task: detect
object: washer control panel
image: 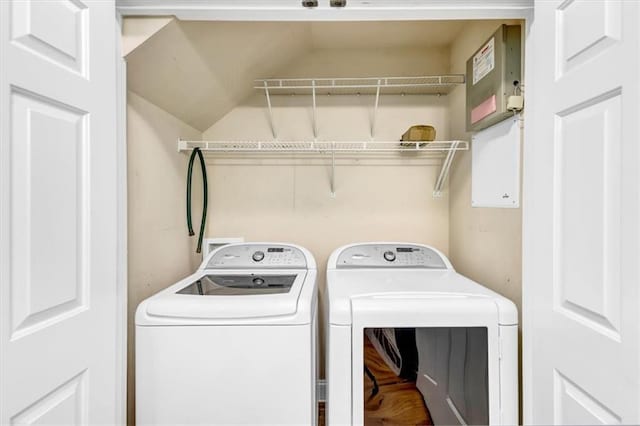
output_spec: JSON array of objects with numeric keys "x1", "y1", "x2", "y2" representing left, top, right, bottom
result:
[
  {"x1": 207, "y1": 244, "x2": 307, "y2": 269},
  {"x1": 336, "y1": 244, "x2": 447, "y2": 269}
]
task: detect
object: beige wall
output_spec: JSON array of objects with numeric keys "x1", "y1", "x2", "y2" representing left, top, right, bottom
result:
[
  {"x1": 278, "y1": 46, "x2": 450, "y2": 78},
  {"x1": 126, "y1": 91, "x2": 203, "y2": 425},
  {"x1": 448, "y1": 20, "x2": 523, "y2": 318},
  {"x1": 201, "y1": 96, "x2": 452, "y2": 255}
]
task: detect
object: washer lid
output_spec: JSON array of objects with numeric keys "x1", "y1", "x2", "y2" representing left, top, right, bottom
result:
[
  {"x1": 136, "y1": 270, "x2": 309, "y2": 324},
  {"x1": 177, "y1": 274, "x2": 297, "y2": 296}
]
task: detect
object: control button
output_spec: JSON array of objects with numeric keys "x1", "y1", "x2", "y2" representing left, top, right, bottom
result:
[
  {"x1": 252, "y1": 277, "x2": 265, "y2": 286},
  {"x1": 383, "y1": 251, "x2": 396, "y2": 262},
  {"x1": 252, "y1": 251, "x2": 265, "y2": 262}
]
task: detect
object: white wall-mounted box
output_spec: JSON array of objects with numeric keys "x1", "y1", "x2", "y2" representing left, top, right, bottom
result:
[{"x1": 471, "y1": 115, "x2": 521, "y2": 208}]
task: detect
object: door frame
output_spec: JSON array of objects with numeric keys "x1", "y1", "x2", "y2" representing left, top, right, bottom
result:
[
  {"x1": 116, "y1": 0, "x2": 533, "y2": 21},
  {"x1": 113, "y1": 1, "x2": 535, "y2": 424},
  {"x1": 115, "y1": 14, "x2": 128, "y2": 426}
]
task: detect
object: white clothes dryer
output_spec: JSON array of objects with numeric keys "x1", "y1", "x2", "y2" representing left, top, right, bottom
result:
[
  {"x1": 325, "y1": 243, "x2": 518, "y2": 425},
  {"x1": 136, "y1": 243, "x2": 318, "y2": 425}
]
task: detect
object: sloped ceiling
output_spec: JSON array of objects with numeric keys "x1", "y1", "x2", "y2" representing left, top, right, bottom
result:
[
  {"x1": 126, "y1": 21, "x2": 311, "y2": 131},
  {"x1": 122, "y1": 16, "x2": 174, "y2": 56},
  {"x1": 126, "y1": 20, "x2": 466, "y2": 131}
]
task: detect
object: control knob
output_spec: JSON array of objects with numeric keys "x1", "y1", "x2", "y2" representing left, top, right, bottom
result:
[
  {"x1": 252, "y1": 277, "x2": 265, "y2": 286},
  {"x1": 252, "y1": 251, "x2": 265, "y2": 262},
  {"x1": 383, "y1": 251, "x2": 396, "y2": 262}
]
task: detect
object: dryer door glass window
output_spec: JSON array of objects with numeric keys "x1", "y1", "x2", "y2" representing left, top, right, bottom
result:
[
  {"x1": 364, "y1": 327, "x2": 489, "y2": 426},
  {"x1": 177, "y1": 274, "x2": 297, "y2": 295}
]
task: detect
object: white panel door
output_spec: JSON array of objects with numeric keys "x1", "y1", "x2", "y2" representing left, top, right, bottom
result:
[
  {"x1": 525, "y1": 0, "x2": 639, "y2": 424},
  {"x1": 0, "y1": 1, "x2": 119, "y2": 424}
]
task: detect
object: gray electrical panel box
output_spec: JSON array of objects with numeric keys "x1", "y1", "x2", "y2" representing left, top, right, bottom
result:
[{"x1": 466, "y1": 25, "x2": 521, "y2": 132}]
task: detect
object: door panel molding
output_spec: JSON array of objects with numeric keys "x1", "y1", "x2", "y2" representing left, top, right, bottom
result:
[
  {"x1": 10, "y1": 370, "x2": 88, "y2": 426},
  {"x1": 10, "y1": 0, "x2": 89, "y2": 77},
  {"x1": 552, "y1": 89, "x2": 622, "y2": 342},
  {"x1": 553, "y1": 369, "x2": 621, "y2": 425},
  {"x1": 9, "y1": 87, "x2": 89, "y2": 341}
]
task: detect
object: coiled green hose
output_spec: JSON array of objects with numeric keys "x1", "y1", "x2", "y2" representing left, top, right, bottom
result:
[{"x1": 186, "y1": 147, "x2": 208, "y2": 253}]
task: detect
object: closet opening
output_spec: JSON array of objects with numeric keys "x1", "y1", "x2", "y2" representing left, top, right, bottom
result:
[{"x1": 123, "y1": 17, "x2": 525, "y2": 425}]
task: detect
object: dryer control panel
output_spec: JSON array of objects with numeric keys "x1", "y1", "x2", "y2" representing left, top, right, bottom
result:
[
  {"x1": 336, "y1": 244, "x2": 447, "y2": 269},
  {"x1": 206, "y1": 244, "x2": 307, "y2": 269}
]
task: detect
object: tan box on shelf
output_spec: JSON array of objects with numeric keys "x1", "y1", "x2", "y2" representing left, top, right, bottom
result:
[{"x1": 400, "y1": 125, "x2": 436, "y2": 147}]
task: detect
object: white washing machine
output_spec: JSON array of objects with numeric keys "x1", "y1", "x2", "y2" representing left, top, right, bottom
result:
[
  {"x1": 325, "y1": 243, "x2": 518, "y2": 425},
  {"x1": 136, "y1": 243, "x2": 318, "y2": 425}
]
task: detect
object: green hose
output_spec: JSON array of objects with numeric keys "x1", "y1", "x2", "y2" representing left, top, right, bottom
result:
[
  {"x1": 186, "y1": 147, "x2": 208, "y2": 253},
  {"x1": 186, "y1": 149, "x2": 197, "y2": 237}
]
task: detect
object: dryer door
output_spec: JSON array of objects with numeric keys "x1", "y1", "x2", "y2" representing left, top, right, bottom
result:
[{"x1": 351, "y1": 295, "x2": 503, "y2": 426}]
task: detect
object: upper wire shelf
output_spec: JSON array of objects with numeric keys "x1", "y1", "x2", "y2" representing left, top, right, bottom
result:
[{"x1": 254, "y1": 75, "x2": 465, "y2": 96}]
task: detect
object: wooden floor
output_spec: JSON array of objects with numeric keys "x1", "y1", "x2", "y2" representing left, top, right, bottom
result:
[
  {"x1": 318, "y1": 336, "x2": 433, "y2": 426},
  {"x1": 363, "y1": 335, "x2": 433, "y2": 425},
  {"x1": 318, "y1": 335, "x2": 432, "y2": 426}
]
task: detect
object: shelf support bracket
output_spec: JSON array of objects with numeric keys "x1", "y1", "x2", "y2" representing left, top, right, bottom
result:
[
  {"x1": 263, "y1": 81, "x2": 277, "y2": 139},
  {"x1": 433, "y1": 141, "x2": 460, "y2": 197},
  {"x1": 312, "y1": 80, "x2": 318, "y2": 140},
  {"x1": 371, "y1": 79, "x2": 381, "y2": 139},
  {"x1": 330, "y1": 142, "x2": 336, "y2": 196}
]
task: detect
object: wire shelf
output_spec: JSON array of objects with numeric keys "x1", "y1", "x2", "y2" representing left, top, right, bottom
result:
[
  {"x1": 178, "y1": 139, "x2": 466, "y2": 197},
  {"x1": 178, "y1": 140, "x2": 468, "y2": 154},
  {"x1": 254, "y1": 75, "x2": 465, "y2": 95}
]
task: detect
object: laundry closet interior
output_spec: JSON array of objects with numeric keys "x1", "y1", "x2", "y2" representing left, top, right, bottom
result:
[{"x1": 123, "y1": 16, "x2": 524, "y2": 424}]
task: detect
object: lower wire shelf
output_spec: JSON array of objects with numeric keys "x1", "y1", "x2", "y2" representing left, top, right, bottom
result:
[
  {"x1": 177, "y1": 139, "x2": 469, "y2": 196},
  {"x1": 178, "y1": 139, "x2": 467, "y2": 153}
]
